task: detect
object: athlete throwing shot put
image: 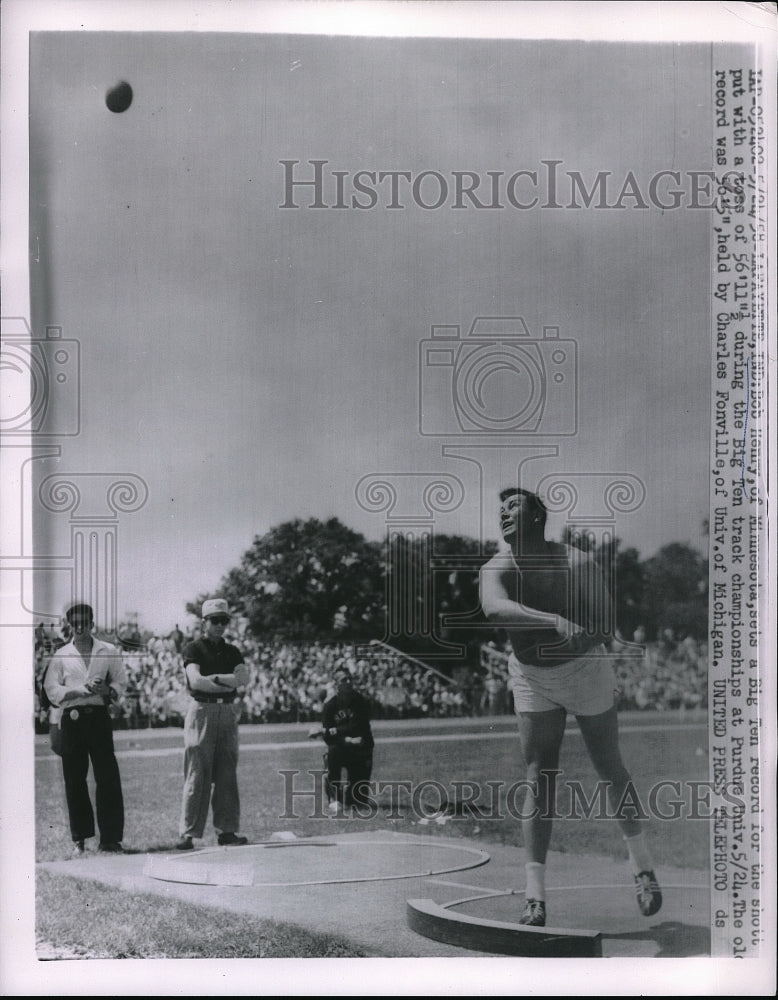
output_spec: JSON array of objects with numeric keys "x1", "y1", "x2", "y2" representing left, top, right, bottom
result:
[{"x1": 479, "y1": 487, "x2": 661, "y2": 927}]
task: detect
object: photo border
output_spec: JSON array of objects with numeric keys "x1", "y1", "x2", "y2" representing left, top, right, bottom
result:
[{"x1": 1, "y1": 2, "x2": 775, "y2": 996}]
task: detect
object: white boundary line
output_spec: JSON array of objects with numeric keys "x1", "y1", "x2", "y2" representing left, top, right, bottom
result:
[
  {"x1": 426, "y1": 877, "x2": 709, "y2": 895},
  {"x1": 145, "y1": 837, "x2": 490, "y2": 888},
  {"x1": 35, "y1": 720, "x2": 709, "y2": 761}
]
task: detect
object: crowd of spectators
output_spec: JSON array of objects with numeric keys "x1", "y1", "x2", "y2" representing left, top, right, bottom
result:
[
  {"x1": 34, "y1": 620, "x2": 708, "y2": 732},
  {"x1": 612, "y1": 630, "x2": 708, "y2": 712},
  {"x1": 480, "y1": 628, "x2": 708, "y2": 714}
]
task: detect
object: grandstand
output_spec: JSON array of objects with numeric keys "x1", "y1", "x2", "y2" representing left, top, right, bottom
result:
[{"x1": 34, "y1": 624, "x2": 708, "y2": 732}]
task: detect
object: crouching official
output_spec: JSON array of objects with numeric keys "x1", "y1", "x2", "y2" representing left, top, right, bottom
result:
[{"x1": 322, "y1": 670, "x2": 374, "y2": 814}]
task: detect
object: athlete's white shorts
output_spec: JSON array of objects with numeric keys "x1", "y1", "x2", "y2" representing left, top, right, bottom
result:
[{"x1": 507, "y1": 645, "x2": 617, "y2": 717}]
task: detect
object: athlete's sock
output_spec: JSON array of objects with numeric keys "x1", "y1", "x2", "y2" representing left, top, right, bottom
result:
[
  {"x1": 525, "y1": 861, "x2": 546, "y2": 901},
  {"x1": 624, "y1": 831, "x2": 654, "y2": 874}
]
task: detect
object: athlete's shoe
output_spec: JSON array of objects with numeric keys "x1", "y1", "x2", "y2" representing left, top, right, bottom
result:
[
  {"x1": 217, "y1": 832, "x2": 248, "y2": 846},
  {"x1": 634, "y1": 869, "x2": 662, "y2": 916},
  {"x1": 176, "y1": 836, "x2": 194, "y2": 851},
  {"x1": 72, "y1": 840, "x2": 86, "y2": 856},
  {"x1": 518, "y1": 898, "x2": 546, "y2": 927}
]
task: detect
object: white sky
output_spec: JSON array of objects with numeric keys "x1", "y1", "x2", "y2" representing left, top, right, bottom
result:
[{"x1": 22, "y1": 28, "x2": 724, "y2": 632}]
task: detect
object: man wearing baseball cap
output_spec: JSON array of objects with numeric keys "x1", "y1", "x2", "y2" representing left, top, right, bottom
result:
[
  {"x1": 44, "y1": 600, "x2": 127, "y2": 854},
  {"x1": 176, "y1": 599, "x2": 250, "y2": 850}
]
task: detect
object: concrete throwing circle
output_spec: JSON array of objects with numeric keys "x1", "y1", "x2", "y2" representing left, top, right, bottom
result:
[
  {"x1": 145, "y1": 836, "x2": 490, "y2": 888},
  {"x1": 407, "y1": 881, "x2": 710, "y2": 958}
]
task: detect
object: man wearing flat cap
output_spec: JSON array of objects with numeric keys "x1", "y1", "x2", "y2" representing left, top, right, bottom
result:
[
  {"x1": 176, "y1": 599, "x2": 250, "y2": 850},
  {"x1": 44, "y1": 600, "x2": 127, "y2": 854}
]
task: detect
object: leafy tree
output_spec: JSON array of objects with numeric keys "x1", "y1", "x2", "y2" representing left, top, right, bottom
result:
[
  {"x1": 431, "y1": 533, "x2": 499, "y2": 644},
  {"x1": 657, "y1": 600, "x2": 709, "y2": 640},
  {"x1": 561, "y1": 531, "x2": 707, "y2": 641},
  {"x1": 186, "y1": 514, "x2": 710, "y2": 657},
  {"x1": 379, "y1": 532, "x2": 499, "y2": 668},
  {"x1": 188, "y1": 518, "x2": 385, "y2": 640},
  {"x1": 561, "y1": 529, "x2": 646, "y2": 640},
  {"x1": 598, "y1": 539, "x2": 646, "y2": 641},
  {"x1": 639, "y1": 542, "x2": 708, "y2": 640}
]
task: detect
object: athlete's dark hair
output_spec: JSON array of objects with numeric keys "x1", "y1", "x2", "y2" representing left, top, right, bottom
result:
[{"x1": 499, "y1": 487, "x2": 547, "y2": 527}]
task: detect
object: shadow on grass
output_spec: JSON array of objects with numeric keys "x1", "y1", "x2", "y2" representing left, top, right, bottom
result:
[{"x1": 35, "y1": 869, "x2": 368, "y2": 959}]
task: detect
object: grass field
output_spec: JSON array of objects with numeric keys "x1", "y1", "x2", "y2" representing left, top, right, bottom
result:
[{"x1": 34, "y1": 711, "x2": 710, "y2": 957}]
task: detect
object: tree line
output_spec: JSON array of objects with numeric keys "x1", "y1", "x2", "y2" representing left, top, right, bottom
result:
[{"x1": 186, "y1": 516, "x2": 709, "y2": 672}]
